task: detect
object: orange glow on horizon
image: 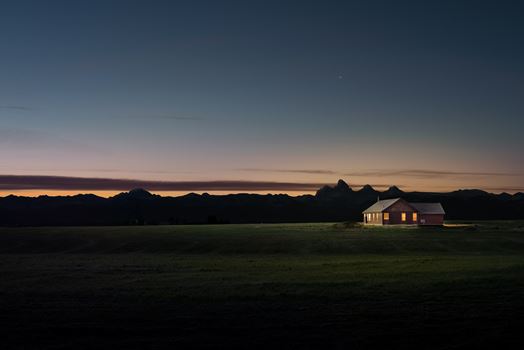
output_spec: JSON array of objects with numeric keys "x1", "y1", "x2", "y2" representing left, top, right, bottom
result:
[
  {"x1": 1, "y1": 184, "x2": 521, "y2": 198},
  {"x1": 0, "y1": 189, "x2": 320, "y2": 198}
]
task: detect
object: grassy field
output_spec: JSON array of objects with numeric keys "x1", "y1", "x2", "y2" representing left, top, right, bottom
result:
[{"x1": 1, "y1": 222, "x2": 524, "y2": 349}]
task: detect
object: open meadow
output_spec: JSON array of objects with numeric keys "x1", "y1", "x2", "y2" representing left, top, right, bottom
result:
[{"x1": 1, "y1": 222, "x2": 524, "y2": 349}]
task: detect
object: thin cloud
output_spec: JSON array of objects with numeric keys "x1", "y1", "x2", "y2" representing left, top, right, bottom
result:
[
  {"x1": 158, "y1": 115, "x2": 203, "y2": 120},
  {"x1": 343, "y1": 169, "x2": 521, "y2": 178},
  {"x1": 239, "y1": 168, "x2": 521, "y2": 178},
  {"x1": 238, "y1": 168, "x2": 337, "y2": 175},
  {"x1": 0, "y1": 175, "x2": 326, "y2": 191},
  {"x1": 0, "y1": 105, "x2": 33, "y2": 111},
  {"x1": 0, "y1": 167, "x2": 194, "y2": 175},
  {"x1": 133, "y1": 114, "x2": 204, "y2": 121}
]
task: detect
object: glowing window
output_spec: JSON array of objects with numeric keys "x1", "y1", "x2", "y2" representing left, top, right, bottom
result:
[
  {"x1": 384, "y1": 212, "x2": 389, "y2": 220},
  {"x1": 401, "y1": 212, "x2": 406, "y2": 221},
  {"x1": 413, "y1": 212, "x2": 418, "y2": 222}
]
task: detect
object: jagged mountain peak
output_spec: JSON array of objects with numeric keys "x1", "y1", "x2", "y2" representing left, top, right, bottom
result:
[
  {"x1": 383, "y1": 185, "x2": 403, "y2": 195},
  {"x1": 359, "y1": 184, "x2": 377, "y2": 193},
  {"x1": 315, "y1": 179, "x2": 352, "y2": 197},
  {"x1": 113, "y1": 188, "x2": 157, "y2": 200},
  {"x1": 335, "y1": 179, "x2": 351, "y2": 191}
]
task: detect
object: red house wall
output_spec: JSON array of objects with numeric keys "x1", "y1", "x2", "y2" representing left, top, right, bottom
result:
[
  {"x1": 419, "y1": 214, "x2": 444, "y2": 226},
  {"x1": 383, "y1": 200, "x2": 418, "y2": 225}
]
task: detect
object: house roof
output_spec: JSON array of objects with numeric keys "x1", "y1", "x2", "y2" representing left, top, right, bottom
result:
[
  {"x1": 362, "y1": 198, "x2": 401, "y2": 213},
  {"x1": 410, "y1": 202, "x2": 445, "y2": 214},
  {"x1": 362, "y1": 198, "x2": 445, "y2": 214}
]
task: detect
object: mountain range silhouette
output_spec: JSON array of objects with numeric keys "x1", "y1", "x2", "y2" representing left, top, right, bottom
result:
[{"x1": 0, "y1": 180, "x2": 522, "y2": 226}]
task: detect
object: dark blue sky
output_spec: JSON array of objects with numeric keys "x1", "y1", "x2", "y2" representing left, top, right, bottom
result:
[{"x1": 1, "y1": 0, "x2": 523, "y2": 195}]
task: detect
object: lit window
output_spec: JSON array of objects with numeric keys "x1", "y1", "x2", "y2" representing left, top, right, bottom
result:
[
  {"x1": 413, "y1": 212, "x2": 417, "y2": 222},
  {"x1": 384, "y1": 212, "x2": 389, "y2": 220},
  {"x1": 401, "y1": 212, "x2": 406, "y2": 221}
]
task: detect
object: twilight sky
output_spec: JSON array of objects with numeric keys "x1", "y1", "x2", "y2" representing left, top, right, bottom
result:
[{"x1": 1, "y1": 0, "x2": 523, "y2": 196}]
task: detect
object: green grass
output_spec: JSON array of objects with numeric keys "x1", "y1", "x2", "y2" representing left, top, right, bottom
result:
[{"x1": 1, "y1": 222, "x2": 524, "y2": 349}]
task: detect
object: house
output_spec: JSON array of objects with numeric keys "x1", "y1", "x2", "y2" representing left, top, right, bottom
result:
[{"x1": 362, "y1": 198, "x2": 445, "y2": 225}]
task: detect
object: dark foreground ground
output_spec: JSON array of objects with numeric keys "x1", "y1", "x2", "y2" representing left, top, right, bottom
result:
[{"x1": 1, "y1": 222, "x2": 524, "y2": 349}]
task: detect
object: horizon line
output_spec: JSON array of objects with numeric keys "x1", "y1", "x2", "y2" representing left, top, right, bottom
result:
[{"x1": 0, "y1": 174, "x2": 522, "y2": 197}]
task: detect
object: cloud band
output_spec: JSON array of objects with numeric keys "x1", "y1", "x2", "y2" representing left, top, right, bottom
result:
[{"x1": 0, "y1": 175, "x2": 326, "y2": 191}]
